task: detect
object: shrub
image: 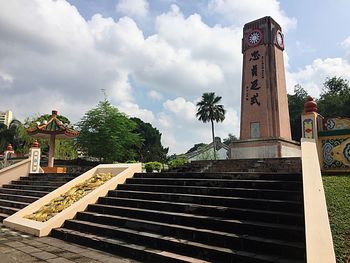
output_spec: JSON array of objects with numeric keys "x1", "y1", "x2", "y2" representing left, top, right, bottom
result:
[
  {"x1": 126, "y1": 160, "x2": 138, "y2": 163},
  {"x1": 168, "y1": 156, "x2": 188, "y2": 169},
  {"x1": 145, "y1": 162, "x2": 162, "y2": 172}
]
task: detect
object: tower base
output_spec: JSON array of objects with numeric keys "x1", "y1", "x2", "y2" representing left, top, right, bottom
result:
[{"x1": 230, "y1": 138, "x2": 300, "y2": 159}]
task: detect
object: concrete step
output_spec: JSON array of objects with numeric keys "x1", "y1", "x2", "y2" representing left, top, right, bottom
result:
[
  {"x1": 134, "y1": 172, "x2": 302, "y2": 181},
  {"x1": 75, "y1": 212, "x2": 305, "y2": 259},
  {"x1": 2, "y1": 184, "x2": 57, "y2": 192},
  {"x1": 12, "y1": 180, "x2": 69, "y2": 186},
  {"x1": 52, "y1": 225, "x2": 303, "y2": 263},
  {"x1": 51, "y1": 158, "x2": 305, "y2": 262},
  {"x1": 0, "y1": 199, "x2": 29, "y2": 209},
  {"x1": 98, "y1": 196, "x2": 304, "y2": 226},
  {"x1": 174, "y1": 158, "x2": 302, "y2": 174},
  {"x1": 0, "y1": 172, "x2": 79, "y2": 221},
  {"x1": 21, "y1": 175, "x2": 77, "y2": 181},
  {"x1": 87, "y1": 204, "x2": 304, "y2": 242},
  {"x1": 52, "y1": 228, "x2": 215, "y2": 263},
  {"x1": 0, "y1": 193, "x2": 39, "y2": 203},
  {"x1": 0, "y1": 212, "x2": 9, "y2": 222},
  {"x1": 125, "y1": 178, "x2": 302, "y2": 191},
  {"x1": 108, "y1": 190, "x2": 303, "y2": 213},
  {"x1": 118, "y1": 183, "x2": 302, "y2": 201},
  {"x1": 0, "y1": 188, "x2": 48, "y2": 197},
  {"x1": 28, "y1": 173, "x2": 80, "y2": 178},
  {"x1": 0, "y1": 205, "x2": 19, "y2": 216}
]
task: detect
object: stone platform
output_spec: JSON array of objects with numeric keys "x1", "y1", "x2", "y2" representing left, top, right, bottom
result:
[{"x1": 230, "y1": 137, "x2": 301, "y2": 159}]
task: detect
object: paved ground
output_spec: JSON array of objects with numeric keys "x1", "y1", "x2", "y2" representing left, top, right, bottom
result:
[{"x1": 0, "y1": 223, "x2": 138, "y2": 263}]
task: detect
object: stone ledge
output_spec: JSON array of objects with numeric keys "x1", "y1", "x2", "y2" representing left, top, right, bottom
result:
[{"x1": 3, "y1": 163, "x2": 142, "y2": 237}]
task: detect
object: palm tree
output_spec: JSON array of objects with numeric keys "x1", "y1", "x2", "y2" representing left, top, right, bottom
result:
[
  {"x1": 0, "y1": 119, "x2": 23, "y2": 152},
  {"x1": 0, "y1": 123, "x2": 8, "y2": 152},
  {"x1": 196, "y1": 92, "x2": 226, "y2": 159}
]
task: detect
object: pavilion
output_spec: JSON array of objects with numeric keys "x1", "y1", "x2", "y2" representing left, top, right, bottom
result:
[{"x1": 27, "y1": 110, "x2": 79, "y2": 173}]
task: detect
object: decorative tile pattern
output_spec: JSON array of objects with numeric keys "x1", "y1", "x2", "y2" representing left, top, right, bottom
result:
[
  {"x1": 324, "y1": 117, "x2": 350, "y2": 131},
  {"x1": 302, "y1": 118, "x2": 314, "y2": 139},
  {"x1": 321, "y1": 138, "x2": 350, "y2": 169}
]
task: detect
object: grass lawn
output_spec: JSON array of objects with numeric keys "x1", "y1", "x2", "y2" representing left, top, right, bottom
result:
[{"x1": 323, "y1": 175, "x2": 350, "y2": 262}]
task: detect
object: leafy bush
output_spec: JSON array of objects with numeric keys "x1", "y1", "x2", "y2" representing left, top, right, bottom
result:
[
  {"x1": 126, "y1": 160, "x2": 138, "y2": 163},
  {"x1": 145, "y1": 162, "x2": 162, "y2": 172},
  {"x1": 168, "y1": 156, "x2": 188, "y2": 169}
]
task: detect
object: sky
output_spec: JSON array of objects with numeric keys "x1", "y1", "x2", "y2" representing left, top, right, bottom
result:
[{"x1": 1, "y1": 0, "x2": 350, "y2": 154}]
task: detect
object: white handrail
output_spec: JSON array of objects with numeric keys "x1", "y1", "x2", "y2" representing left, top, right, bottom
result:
[
  {"x1": 0, "y1": 159, "x2": 31, "y2": 187},
  {"x1": 301, "y1": 138, "x2": 336, "y2": 263}
]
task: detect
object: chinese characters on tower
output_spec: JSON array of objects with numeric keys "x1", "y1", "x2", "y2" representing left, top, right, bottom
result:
[{"x1": 245, "y1": 50, "x2": 264, "y2": 106}]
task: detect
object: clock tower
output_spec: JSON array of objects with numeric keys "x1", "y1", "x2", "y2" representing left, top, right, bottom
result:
[{"x1": 231, "y1": 16, "x2": 300, "y2": 158}]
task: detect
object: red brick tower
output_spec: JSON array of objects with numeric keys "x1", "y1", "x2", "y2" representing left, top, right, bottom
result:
[{"x1": 231, "y1": 17, "x2": 300, "y2": 158}]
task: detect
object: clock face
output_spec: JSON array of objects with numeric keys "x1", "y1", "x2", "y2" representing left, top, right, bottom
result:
[
  {"x1": 276, "y1": 30, "x2": 284, "y2": 48},
  {"x1": 247, "y1": 30, "x2": 262, "y2": 46}
]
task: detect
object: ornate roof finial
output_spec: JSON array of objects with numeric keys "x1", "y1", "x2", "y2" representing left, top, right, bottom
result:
[
  {"x1": 304, "y1": 96, "x2": 317, "y2": 113},
  {"x1": 32, "y1": 140, "x2": 40, "y2": 148},
  {"x1": 6, "y1": 144, "x2": 13, "y2": 151},
  {"x1": 52, "y1": 110, "x2": 58, "y2": 117}
]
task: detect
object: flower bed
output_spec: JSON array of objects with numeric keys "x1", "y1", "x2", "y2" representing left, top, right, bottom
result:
[{"x1": 24, "y1": 172, "x2": 114, "y2": 222}]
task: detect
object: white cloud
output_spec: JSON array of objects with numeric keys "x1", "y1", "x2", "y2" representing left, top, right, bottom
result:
[
  {"x1": 157, "y1": 97, "x2": 240, "y2": 154},
  {"x1": 0, "y1": 1, "x2": 148, "y2": 122},
  {"x1": 163, "y1": 97, "x2": 197, "y2": 121},
  {"x1": 341, "y1": 36, "x2": 350, "y2": 49},
  {"x1": 286, "y1": 57, "x2": 350, "y2": 97},
  {"x1": 118, "y1": 101, "x2": 155, "y2": 123},
  {"x1": 208, "y1": 0, "x2": 297, "y2": 31},
  {"x1": 110, "y1": 72, "x2": 134, "y2": 103},
  {"x1": 133, "y1": 34, "x2": 226, "y2": 96},
  {"x1": 3, "y1": 0, "x2": 348, "y2": 155},
  {"x1": 341, "y1": 36, "x2": 350, "y2": 62},
  {"x1": 116, "y1": 0, "x2": 149, "y2": 18},
  {"x1": 124, "y1": 4, "x2": 242, "y2": 107},
  {"x1": 0, "y1": 0, "x2": 289, "y2": 154},
  {"x1": 88, "y1": 14, "x2": 145, "y2": 56},
  {"x1": 0, "y1": 70, "x2": 14, "y2": 90},
  {"x1": 147, "y1": 90, "x2": 163, "y2": 101},
  {"x1": 0, "y1": 70, "x2": 13, "y2": 84}
]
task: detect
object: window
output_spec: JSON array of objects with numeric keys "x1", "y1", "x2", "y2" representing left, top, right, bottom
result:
[{"x1": 250, "y1": 122, "x2": 260, "y2": 138}]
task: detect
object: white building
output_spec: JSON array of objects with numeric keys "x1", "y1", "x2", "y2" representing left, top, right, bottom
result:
[
  {"x1": 186, "y1": 137, "x2": 229, "y2": 162},
  {"x1": 0, "y1": 110, "x2": 13, "y2": 128}
]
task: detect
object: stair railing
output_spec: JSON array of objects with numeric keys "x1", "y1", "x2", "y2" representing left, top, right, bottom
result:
[
  {"x1": 0, "y1": 141, "x2": 43, "y2": 187},
  {"x1": 301, "y1": 138, "x2": 336, "y2": 263},
  {"x1": 0, "y1": 156, "x2": 4, "y2": 170}
]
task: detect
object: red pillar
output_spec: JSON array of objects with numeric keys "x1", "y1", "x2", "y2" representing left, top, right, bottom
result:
[{"x1": 48, "y1": 134, "x2": 56, "y2": 167}]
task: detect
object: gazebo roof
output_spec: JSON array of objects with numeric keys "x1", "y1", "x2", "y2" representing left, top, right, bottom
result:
[{"x1": 27, "y1": 110, "x2": 79, "y2": 139}]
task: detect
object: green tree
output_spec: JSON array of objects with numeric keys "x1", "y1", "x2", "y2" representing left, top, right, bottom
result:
[
  {"x1": 287, "y1": 84, "x2": 309, "y2": 141},
  {"x1": 17, "y1": 117, "x2": 38, "y2": 154},
  {"x1": 130, "y1": 117, "x2": 168, "y2": 162},
  {"x1": 0, "y1": 123, "x2": 9, "y2": 152},
  {"x1": 195, "y1": 145, "x2": 218, "y2": 160},
  {"x1": 168, "y1": 155, "x2": 188, "y2": 169},
  {"x1": 223, "y1": 133, "x2": 238, "y2": 145},
  {"x1": 145, "y1": 161, "x2": 162, "y2": 172},
  {"x1": 186, "y1": 143, "x2": 207, "y2": 154},
  {"x1": 317, "y1": 77, "x2": 350, "y2": 117},
  {"x1": 54, "y1": 139, "x2": 78, "y2": 160},
  {"x1": 0, "y1": 119, "x2": 26, "y2": 153},
  {"x1": 196, "y1": 92, "x2": 226, "y2": 158},
  {"x1": 77, "y1": 100, "x2": 141, "y2": 163}
]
